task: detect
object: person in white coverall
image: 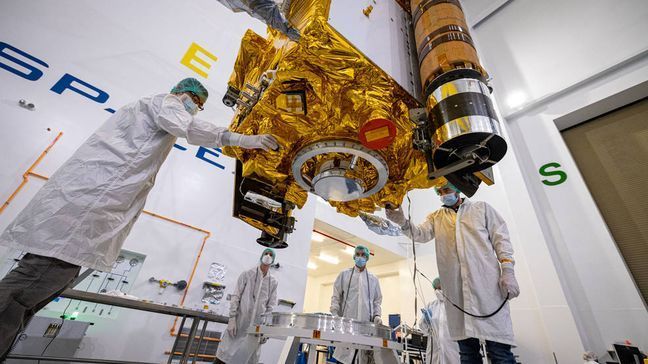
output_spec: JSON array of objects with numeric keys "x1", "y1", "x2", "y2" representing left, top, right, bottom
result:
[
  {"x1": 419, "y1": 277, "x2": 460, "y2": 364},
  {"x1": 0, "y1": 78, "x2": 279, "y2": 359},
  {"x1": 386, "y1": 182, "x2": 520, "y2": 364},
  {"x1": 215, "y1": 248, "x2": 278, "y2": 364},
  {"x1": 330, "y1": 245, "x2": 383, "y2": 364}
]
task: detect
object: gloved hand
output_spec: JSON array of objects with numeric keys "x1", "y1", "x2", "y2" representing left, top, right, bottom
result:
[
  {"x1": 224, "y1": 132, "x2": 279, "y2": 151},
  {"x1": 373, "y1": 316, "x2": 382, "y2": 325},
  {"x1": 285, "y1": 26, "x2": 301, "y2": 41},
  {"x1": 384, "y1": 206, "x2": 407, "y2": 227},
  {"x1": 245, "y1": 1, "x2": 300, "y2": 41},
  {"x1": 227, "y1": 317, "x2": 237, "y2": 337},
  {"x1": 499, "y1": 263, "x2": 520, "y2": 299},
  {"x1": 260, "y1": 336, "x2": 269, "y2": 344}
]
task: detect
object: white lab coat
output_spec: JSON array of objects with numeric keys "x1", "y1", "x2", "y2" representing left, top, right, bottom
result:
[
  {"x1": 402, "y1": 199, "x2": 515, "y2": 345},
  {"x1": 419, "y1": 290, "x2": 460, "y2": 364},
  {"x1": 330, "y1": 266, "x2": 382, "y2": 364},
  {"x1": 0, "y1": 94, "x2": 227, "y2": 271},
  {"x1": 216, "y1": 266, "x2": 278, "y2": 363}
]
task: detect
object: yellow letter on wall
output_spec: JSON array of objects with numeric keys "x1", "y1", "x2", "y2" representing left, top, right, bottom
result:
[{"x1": 180, "y1": 42, "x2": 218, "y2": 78}]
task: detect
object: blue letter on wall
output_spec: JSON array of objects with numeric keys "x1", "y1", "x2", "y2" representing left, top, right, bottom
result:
[
  {"x1": 50, "y1": 73, "x2": 109, "y2": 104},
  {"x1": 0, "y1": 41, "x2": 48, "y2": 81},
  {"x1": 196, "y1": 147, "x2": 225, "y2": 170}
]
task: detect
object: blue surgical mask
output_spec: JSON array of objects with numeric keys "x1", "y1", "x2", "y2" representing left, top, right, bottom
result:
[
  {"x1": 440, "y1": 193, "x2": 459, "y2": 206},
  {"x1": 354, "y1": 256, "x2": 367, "y2": 268},
  {"x1": 181, "y1": 95, "x2": 199, "y2": 115}
]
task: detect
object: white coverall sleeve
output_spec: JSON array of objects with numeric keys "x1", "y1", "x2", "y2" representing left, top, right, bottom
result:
[
  {"x1": 372, "y1": 276, "x2": 383, "y2": 320},
  {"x1": 483, "y1": 203, "x2": 515, "y2": 264},
  {"x1": 330, "y1": 272, "x2": 345, "y2": 316},
  {"x1": 419, "y1": 304, "x2": 432, "y2": 332},
  {"x1": 229, "y1": 271, "x2": 248, "y2": 318},
  {"x1": 402, "y1": 214, "x2": 436, "y2": 243},
  {"x1": 265, "y1": 278, "x2": 278, "y2": 315},
  {"x1": 155, "y1": 95, "x2": 227, "y2": 148}
]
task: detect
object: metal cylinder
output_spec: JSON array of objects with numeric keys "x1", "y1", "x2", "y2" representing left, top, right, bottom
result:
[
  {"x1": 428, "y1": 74, "x2": 506, "y2": 173},
  {"x1": 411, "y1": 0, "x2": 486, "y2": 95},
  {"x1": 411, "y1": 0, "x2": 506, "y2": 172}
]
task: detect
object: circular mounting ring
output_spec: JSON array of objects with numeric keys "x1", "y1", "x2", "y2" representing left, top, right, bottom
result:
[{"x1": 291, "y1": 140, "x2": 389, "y2": 200}]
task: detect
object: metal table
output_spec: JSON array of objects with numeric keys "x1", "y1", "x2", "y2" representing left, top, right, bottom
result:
[
  {"x1": 258, "y1": 325, "x2": 403, "y2": 364},
  {"x1": 7, "y1": 289, "x2": 228, "y2": 364},
  {"x1": 228, "y1": 313, "x2": 404, "y2": 364}
]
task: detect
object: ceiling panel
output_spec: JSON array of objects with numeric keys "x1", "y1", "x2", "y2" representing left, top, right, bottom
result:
[{"x1": 308, "y1": 219, "x2": 404, "y2": 277}]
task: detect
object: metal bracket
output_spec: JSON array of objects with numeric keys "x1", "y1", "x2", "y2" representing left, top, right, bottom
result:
[
  {"x1": 408, "y1": 107, "x2": 427, "y2": 125},
  {"x1": 428, "y1": 157, "x2": 476, "y2": 179}
]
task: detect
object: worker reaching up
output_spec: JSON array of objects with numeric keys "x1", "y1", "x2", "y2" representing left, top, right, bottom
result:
[
  {"x1": 0, "y1": 78, "x2": 278, "y2": 359},
  {"x1": 386, "y1": 182, "x2": 520, "y2": 364}
]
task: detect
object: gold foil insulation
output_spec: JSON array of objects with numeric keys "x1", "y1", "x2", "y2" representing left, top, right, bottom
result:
[
  {"x1": 411, "y1": 0, "x2": 487, "y2": 91},
  {"x1": 223, "y1": 0, "x2": 445, "y2": 225}
]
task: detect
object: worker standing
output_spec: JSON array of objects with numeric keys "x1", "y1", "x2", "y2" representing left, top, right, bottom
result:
[
  {"x1": 385, "y1": 182, "x2": 520, "y2": 364},
  {"x1": 419, "y1": 277, "x2": 460, "y2": 364},
  {"x1": 329, "y1": 245, "x2": 383, "y2": 364},
  {"x1": 0, "y1": 78, "x2": 279, "y2": 359},
  {"x1": 215, "y1": 248, "x2": 278, "y2": 363}
]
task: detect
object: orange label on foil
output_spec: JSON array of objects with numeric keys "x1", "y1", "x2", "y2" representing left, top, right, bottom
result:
[{"x1": 364, "y1": 126, "x2": 390, "y2": 142}]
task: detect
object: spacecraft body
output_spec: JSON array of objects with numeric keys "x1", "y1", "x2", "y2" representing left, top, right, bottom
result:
[{"x1": 221, "y1": 0, "x2": 506, "y2": 246}]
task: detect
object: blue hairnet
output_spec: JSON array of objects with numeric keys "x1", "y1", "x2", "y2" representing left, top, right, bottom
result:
[
  {"x1": 171, "y1": 78, "x2": 209, "y2": 104},
  {"x1": 434, "y1": 181, "x2": 460, "y2": 195},
  {"x1": 261, "y1": 248, "x2": 275, "y2": 264},
  {"x1": 355, "y1": 245, "x2": 370, "y2": 261},
  {"x1": 432, "y1": 277, "x2": 441, "y2": 290}
]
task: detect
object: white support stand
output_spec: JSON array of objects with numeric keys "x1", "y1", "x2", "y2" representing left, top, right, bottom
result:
[
  {"x1": 235, "y1": 325, "x2": 404, "y2": 364},
  {"x1": 278, "y1": 336, "x2": 296, "y2": 363}
]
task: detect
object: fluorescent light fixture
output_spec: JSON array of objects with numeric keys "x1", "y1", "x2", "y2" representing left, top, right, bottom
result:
[
  {"x1": 307, "y1": 261, "x2": 318, "y2": 270},
  {"x1": 506, "y1": 90, "x2": 527, "y2": 109},
  {"x1": 342, "y1": 246, "x2": 355, "y2": 255},
  {"x1": 312, "y1": 232, "x2": 325, "y2": 242},
  {"x1": 317, "y1": 253, "x2": 340, "y2": 265}
]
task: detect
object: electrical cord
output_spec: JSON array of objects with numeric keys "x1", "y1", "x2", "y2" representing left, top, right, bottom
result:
[
  {"x1": 406, "y1": 193, "x2": 418, "y2": 327},
  {"x1": 38, "y1": 298, "x2": 74, "y2": 364},
  {"x1": 406, "y1": 256, "x2": 428, "y2": 307},
  {"x1": 416, "y1": 268, "x2": 508, "y2": 317},
  {"x1": 443, "y1": 291, "x2": 509, "y2": 319}
]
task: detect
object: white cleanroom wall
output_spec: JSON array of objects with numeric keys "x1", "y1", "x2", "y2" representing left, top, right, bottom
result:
[
  {"x1": 0, "y1": 1, "x2": 316, "y2": 363},
  {"x1": 463, "y1": 0, "x2": 648, "y2": 359}
]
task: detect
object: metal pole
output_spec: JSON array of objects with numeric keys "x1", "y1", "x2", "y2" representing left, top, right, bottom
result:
[
  {"x1": 306, "y1": 343, "x2": 317, "y2": 364},
  {"x1": 168, "y1": 316, "x2": 187, "y2": 364},
  {"x1": 180, "y1": 318, "x2": 200, "y2": 364},
  {"x1": 71, "y1": 268, "x2": 95, "y2": 288},
  {"x1": 191, "y1": 320, "x2": 209, "y2": 364},
  {"x1": 351, "y1": 349, "x2": 358, "y2": 363}
]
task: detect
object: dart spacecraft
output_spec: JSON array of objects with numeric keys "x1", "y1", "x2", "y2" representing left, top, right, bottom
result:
[{"x1": 221, "y1": 0, "x2": 507, "y2": 247}]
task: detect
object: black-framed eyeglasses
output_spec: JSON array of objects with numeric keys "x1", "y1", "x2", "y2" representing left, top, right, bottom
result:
[{"x1": 189, "y1": 92, "x2": 205, "y2": 111}]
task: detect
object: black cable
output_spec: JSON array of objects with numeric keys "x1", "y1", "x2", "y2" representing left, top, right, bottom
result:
[
  {"x1": 406, "y1": 193, "x2": 418, "y2": 327},
  {"x1": 442, "y1": 291, "x2": 509, "y2": 318},
  {"x1": 417, "y1": 270, "x2": 435, "y2": 285},
  {"x1": 38, "y1": 298, "x2": 74, "y2": 364}
]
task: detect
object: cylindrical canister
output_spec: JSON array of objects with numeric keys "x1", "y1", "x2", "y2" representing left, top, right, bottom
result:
[
  {"x1": 411, "y1": 0, "x2": 486, "y2": 95},
  {"x1": 426, "y1": 71, "x2": 506, "y2": 173},
  {"x1": 410, "y1": 0, "x2": 506, "y2": 172}
]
